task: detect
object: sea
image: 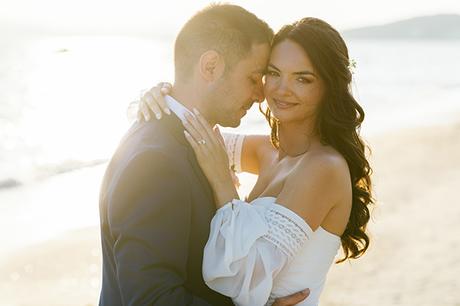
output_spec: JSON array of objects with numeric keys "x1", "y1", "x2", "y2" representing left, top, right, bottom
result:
[{"x1": 1, "y1": 34, "x2": 459, "y2": 256}]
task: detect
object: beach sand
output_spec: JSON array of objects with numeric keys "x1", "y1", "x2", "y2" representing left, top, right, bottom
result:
[
  {"x1": 321, "y1": 121, "x2": 460, "y2": 306},
  {"x1": 1, "y1": 121, "x2": 459, "y2": 306}
]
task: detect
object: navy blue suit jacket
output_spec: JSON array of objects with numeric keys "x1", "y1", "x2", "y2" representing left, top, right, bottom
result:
[{"x1": 98, "y1": 114, "x2": 233, "y2": 306}]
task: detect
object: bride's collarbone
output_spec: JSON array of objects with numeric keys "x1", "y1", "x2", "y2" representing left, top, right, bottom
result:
[{"x1": 249, "y1": 155, "x2": 304, "y2": 201}]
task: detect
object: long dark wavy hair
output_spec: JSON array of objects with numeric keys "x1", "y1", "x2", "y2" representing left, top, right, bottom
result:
[{"x1": 260, "y1": 17, "x2": 374, "y2": 263}]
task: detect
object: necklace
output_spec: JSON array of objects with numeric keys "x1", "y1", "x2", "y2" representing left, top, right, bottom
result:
[{"x1": 278, "y1": 140, "x2": 311, "y2": 158}]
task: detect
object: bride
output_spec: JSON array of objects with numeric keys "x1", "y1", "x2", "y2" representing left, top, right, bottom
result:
[{"x1": 138, "y1": 17, "x2": 373, "y2": 306}]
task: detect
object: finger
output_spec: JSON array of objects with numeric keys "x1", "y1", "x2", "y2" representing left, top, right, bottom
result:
[
  {"x1": 146, "y1": 91, "x2": 162, "y2": 120},
  {"x1": 192, "y1": 108, "x2": 219, "y2": 147},
  {"x1": 140, "y1": 99, "x2": 152, "y2": 121},
  {"x1": 184, "y1": 130, "x2": 208, "y2": 158},
  {"x1": 183, "y1": 118, "x2": 213, "y2": 158},
  {"x1": 150, "y1": 86, "x2": 171, "y2": 115},
  {"x1": 272, "y1": 289, "x2": 310, "y2": 306},
  {"x1": 184, "y1": 130, "x2": 199, "y2": 150},
  {"x1": 213, "y1": 126, "x2": 226, "y2": 148},
  {"x1": 160, "y1": 87, "x2": 169, "y2": 95},
  {"x1": 182, "y1": 118, "x2": 203, "y2": 144},
  {"x1": 160, "y1": 82, "x2": 172, "y2": 95},
  {"x1": 184, "y1": 113, "x2": 211, "y2": 146}
]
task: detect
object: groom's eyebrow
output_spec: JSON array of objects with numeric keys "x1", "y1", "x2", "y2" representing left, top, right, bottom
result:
[
  {"x1": 268, "y1": 63, "x2": 317, "y2": 77},
  {"x1": 267, "y1": 64, "x2": 280, "y2": 72}
]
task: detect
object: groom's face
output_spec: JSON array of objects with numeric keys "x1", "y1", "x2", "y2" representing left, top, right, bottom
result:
[{"x1": 210, "y1": 43, "x2": 270, "y2": 127}]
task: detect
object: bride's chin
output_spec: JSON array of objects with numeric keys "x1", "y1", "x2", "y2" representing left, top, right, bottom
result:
[{"x1": 270, "y1": 111, "x2": 291, "y2": 123}]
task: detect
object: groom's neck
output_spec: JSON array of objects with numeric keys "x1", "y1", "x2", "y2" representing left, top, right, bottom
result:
[{"x1": 171, "y1": 82, "x2": 216, "y2": 126}]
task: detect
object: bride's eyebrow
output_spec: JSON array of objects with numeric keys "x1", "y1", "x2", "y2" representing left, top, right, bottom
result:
[
  {"x1": 294, "y1": 70, "x2": 317, "y2": 77},
  {"x1": 267, "y1": 64, "x2": 317, "y2": 77}
]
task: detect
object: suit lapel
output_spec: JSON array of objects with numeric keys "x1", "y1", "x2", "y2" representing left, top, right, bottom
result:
[{"x1": 162, "y1": 114, "x2": 215, "y2": 205}]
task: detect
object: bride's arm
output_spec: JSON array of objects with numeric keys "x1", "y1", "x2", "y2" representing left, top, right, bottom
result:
[
  {"x1": 241, "y1": 135, "x2": 272, "y2": 175},
  {"x1": 222, "y1": 133, "x2": 272, "y2": 175}
]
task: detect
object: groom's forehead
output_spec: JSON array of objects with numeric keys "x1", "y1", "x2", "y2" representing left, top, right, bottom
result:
[{"x1": 236, "y1": 44, "x2": 270, "y2": 72}]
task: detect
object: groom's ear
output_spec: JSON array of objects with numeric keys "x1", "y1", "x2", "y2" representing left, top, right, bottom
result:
[{"x1": 199, "y1": 50, "x2": 225, "y2": 82}]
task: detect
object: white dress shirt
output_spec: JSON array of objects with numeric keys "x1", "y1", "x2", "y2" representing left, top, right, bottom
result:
[{"x1": 164, "y1": 95, "x2": 193, "y2": 122}]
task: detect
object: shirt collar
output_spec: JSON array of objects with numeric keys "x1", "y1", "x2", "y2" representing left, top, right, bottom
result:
[{"x1": 164, "y1": 95, "x2": 193, "y2": 121}]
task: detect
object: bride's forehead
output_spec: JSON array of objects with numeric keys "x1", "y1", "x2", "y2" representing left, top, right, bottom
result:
[
  {"x1": 270, "y1": 43, "x2": 314, "y2": 71},
  {"x1": 272, "y1": 40, "x2": 309, "y2": 59}
]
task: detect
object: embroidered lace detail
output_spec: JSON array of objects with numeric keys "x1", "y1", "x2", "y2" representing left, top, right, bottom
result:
[{"x1": 263, "y1": 207, "x2": 310, "y2": 259}]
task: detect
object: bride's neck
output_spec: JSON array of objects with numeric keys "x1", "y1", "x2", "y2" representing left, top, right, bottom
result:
[{"x1": 278, "y1": 120, "x2": 318, "y2": 158}]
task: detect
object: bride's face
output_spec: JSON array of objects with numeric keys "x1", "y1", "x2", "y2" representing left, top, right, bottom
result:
[{"x1": 264, "y1": 39, "x2": 325, "y2": 123}]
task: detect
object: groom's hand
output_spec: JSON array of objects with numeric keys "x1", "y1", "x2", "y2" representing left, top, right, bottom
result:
[{"x1": 272, "y1": 288, "x2": 310, "y2": 306}]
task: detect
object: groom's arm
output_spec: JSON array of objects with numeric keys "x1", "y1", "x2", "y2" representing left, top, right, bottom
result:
[{"x1": 108, "y1": 150, "x2": 212, "y2": 305}]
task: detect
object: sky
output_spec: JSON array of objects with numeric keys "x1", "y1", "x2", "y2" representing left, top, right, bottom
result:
[{"x1": 1, "y1": 0, "x2": 460, "y2": 35}]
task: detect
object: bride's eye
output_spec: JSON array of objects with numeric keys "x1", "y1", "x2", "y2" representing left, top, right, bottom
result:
[
  {"x1": 265, "y1": 70, "x2": 279, "y2": 77},
  {"x1": 297, "y1": 77, "x2": 312, "y2": 84}
]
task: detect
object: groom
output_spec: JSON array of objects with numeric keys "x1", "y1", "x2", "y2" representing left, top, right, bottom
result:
[{"x1": 99, "y1": 4, "x2": 308, "y2": 305}]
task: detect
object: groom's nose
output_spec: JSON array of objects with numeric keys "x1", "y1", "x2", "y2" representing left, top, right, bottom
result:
[{"x1": 252, "y1": 82, "x2": 265, "y2": 103}]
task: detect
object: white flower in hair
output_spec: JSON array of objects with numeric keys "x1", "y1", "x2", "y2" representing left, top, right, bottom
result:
[{"x1": 348, "y1": 58, "x2": 357, "y2": 74}]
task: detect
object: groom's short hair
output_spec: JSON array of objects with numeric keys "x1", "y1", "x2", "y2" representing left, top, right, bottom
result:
[{"x1": 174, "y1": 4, "x2": 273, "y2": 82}]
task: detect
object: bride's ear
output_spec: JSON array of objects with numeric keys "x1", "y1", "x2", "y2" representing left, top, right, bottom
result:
[{"x1": 199, "y1": 50, "x2": 225, "y2": 82}]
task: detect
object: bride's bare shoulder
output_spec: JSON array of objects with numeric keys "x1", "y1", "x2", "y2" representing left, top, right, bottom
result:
[
  {"x1": 303, "y1": 145, "x2": 349, "y2": 172},
  {"x1": 293, "y1": 146, "x2": 350, "y2": 193},
  {"x1": 278, "y1": 146, "x2": 351, "y2": 230}
]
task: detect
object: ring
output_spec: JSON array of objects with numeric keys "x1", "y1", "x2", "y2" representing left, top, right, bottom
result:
[{"x1": 197, "y1": 139, "x2": 206, "y2": 145}]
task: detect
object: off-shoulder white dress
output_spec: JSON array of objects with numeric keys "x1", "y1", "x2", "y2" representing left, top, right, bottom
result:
[{"x1": 203, "y1": 135, "x2": 342, "y2": 306}]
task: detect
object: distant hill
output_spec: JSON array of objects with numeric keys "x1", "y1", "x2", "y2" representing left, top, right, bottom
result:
[{"x1": 343, "y1": 14, "x2": 460, "y2": 40}]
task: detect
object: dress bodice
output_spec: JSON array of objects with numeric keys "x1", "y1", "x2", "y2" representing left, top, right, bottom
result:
[
  {"x1": 203, "y1": 196, "x2": 341, "y2": 306},
  {"x1": 252, "y1": 197, "x2": 341, "y2": 305}
]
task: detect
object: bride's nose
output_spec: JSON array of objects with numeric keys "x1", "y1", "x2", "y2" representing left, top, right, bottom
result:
[{"x1": 275, "y1": 77, "x2": 292, "y2": 96}]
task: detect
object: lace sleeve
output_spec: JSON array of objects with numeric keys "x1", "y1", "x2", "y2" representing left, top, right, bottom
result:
[{"x1": 221, "y1": 133, "x2": 245, "y2": 173}]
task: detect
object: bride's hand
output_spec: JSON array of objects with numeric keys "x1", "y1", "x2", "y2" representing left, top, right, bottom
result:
[
  {"x1": 138, "y1": 82, "x2": 172, "y2": 121},
  {"x1": 182, "y1": 109, "x2": 239, "y2": 207}
]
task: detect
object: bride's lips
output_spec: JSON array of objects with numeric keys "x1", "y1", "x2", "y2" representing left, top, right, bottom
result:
[{"x1": 274, "y1": 98, "x2": 298, "y2": 109}]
